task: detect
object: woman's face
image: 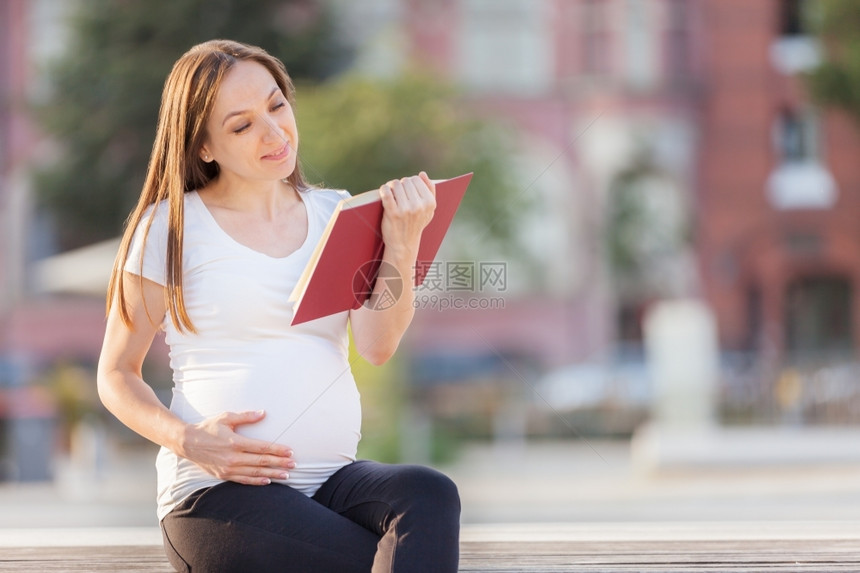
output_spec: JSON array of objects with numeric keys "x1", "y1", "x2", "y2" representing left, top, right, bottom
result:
[{"x1": 200, "y1": 60, "x2": 299, "y2": 185}]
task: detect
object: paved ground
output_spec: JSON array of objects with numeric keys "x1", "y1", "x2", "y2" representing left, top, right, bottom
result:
[
  {"x1": 2, "y1": 437, "x2": 860, "y2": 528},
  {"x1": 448, "y1": 439, "x2": 860, "y2": 523}
]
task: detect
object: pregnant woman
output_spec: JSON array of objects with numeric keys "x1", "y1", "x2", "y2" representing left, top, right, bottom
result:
[{"x1": 97, "y1": 39, "x2": 460, "y2": 572}]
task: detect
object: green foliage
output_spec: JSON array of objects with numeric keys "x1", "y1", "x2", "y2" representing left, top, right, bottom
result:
[
  {"x1": 35, "y1": 0, "x2": 522, "y2": 256},
  {"x1": 295, "y1": 73, "x2": 523, "y2": 249},
  {"x1": 805, "y1": 0, "x2": 860, "y2": 125},
  {"x1": 36, "y1": 362, "x2": 99, "y2": 445},
  {"x1": 349, "y1": 333, "x2": 404, "y2": 463},
  {"x1": 605, "y1": 156, "x2": 689, "y2": 301},
  {"x1": 33, "y1": 0, "x2": 348, "y2": 249}
]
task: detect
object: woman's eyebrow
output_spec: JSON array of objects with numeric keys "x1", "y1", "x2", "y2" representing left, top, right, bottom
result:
[{"x1": 221, "y1": 86, "x2": 280, "y2": 127}]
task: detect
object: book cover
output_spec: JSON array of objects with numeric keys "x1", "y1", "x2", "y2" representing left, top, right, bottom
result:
[{"x1": 289, "y1": 173, "x2": 473, "y2": 325}]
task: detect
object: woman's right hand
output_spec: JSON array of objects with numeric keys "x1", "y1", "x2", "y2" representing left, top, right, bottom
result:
[{"x1": 177, "y1": 410, "x2": 295, "y2": 486}]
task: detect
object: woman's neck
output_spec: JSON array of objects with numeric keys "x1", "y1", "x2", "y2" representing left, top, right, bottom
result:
[{"x1": 201, "y1": 176, "x2": 298, "y2": 221}]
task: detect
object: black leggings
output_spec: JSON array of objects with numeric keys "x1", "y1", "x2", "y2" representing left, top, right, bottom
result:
[{"x1": 160, "y1": 460, "x2": 461, "y2": 572}]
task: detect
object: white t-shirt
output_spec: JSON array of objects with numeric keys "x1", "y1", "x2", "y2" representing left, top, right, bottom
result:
[{"x1": 125, "y1": 187, "x2": 361, "y2": 521}]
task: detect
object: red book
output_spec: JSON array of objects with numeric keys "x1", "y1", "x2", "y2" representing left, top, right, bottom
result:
[{"x1": 289, "y1": 173, "x2": 473, "y2": 325}]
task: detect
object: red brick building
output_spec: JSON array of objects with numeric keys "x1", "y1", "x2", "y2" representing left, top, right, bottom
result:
[
  {"x1": 698, "y1": 0, "x2": 860, "y2": 365},
  {"x1": 370, "y1": 0, "x2": 860, "y2": 370},
  {"x1": 0, "y1": 0, "x2": 32, "y2": 319}
]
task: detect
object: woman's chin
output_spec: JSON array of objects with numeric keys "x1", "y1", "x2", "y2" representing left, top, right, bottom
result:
[{"x1": 272, "y1": 161, "x2": 297, "y2": 182}]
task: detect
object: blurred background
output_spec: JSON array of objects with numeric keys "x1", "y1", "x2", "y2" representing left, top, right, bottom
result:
[{"x1": 4, "y1": 0, "x2": 860, "y2": 528}]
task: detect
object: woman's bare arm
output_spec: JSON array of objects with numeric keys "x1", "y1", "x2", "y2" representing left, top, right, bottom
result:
[
  {"x1": 97, "y1": 272, "x2": 294, "y2": 485},
  {"x1": 349, "y1": 172, "x2": 436, "y2": 365}
]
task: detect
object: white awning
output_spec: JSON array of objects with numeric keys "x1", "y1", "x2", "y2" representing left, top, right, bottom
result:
[{"x1": 31, "y1": 238, "x2": 121, "y2": 296}]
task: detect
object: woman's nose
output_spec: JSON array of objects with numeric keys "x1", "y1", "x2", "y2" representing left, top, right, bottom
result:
[{"x1": 258, "y1": 113, "x2": 286, "y2": 143}]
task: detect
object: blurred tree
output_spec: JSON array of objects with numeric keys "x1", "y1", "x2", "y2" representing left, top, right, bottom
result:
[
  {"x1": 36, "y1": 0, "x2": 523, "y2": 258},
  {"x1": 805, "y1": 0, "x2": 860, "y2": 124},
  {"x1": 299, "y1": 73, "x2": 525, "y2": 461},
  {"x1": 295, "y1": 73, "x2": 524, "y2": 251},
  {"x1": 34, "y1": 0, "x2": 349, "y2": 250},
  {"x1": 606, "y1": 147, "x2": 692, "y2": 329}
]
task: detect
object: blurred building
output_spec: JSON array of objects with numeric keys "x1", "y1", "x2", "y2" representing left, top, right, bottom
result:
[
  {"x1": 0, "y1": 0, "x2": 56, "y2": 480},
  {"x1": 2, "y1": 0, "x2": 859, "y2": 432},
  {"x1": 0, "y1": 0, "x2": 103, "y2": 371},
  {"x1": 698, "y1": 0, "x2": 860, "y2": 368},
  {"x1": 0, "y1": 0, "x2": 32, "y2": 318},
  {"x1": 339, "y1": 0, "x2": 860, "y2": 379},
  {"x1": 338, "y1": 0, "x2": 704, "y2": 368}
]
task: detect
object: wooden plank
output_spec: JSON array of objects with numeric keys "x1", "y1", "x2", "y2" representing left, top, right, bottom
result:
[
  {"x1": 458, "y1": 539, "x2": 860, "y2": 572},
  {"x1": 2, "y1": 528, "x2": 860, "y2": 572},
  {"x1": 0, "y1": 546, "x2": 172, "y2": 572}
]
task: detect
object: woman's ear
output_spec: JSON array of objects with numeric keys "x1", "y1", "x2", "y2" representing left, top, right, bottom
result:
[{"x1": 199, "y1": 147, "x2": 213, "y2": 163}]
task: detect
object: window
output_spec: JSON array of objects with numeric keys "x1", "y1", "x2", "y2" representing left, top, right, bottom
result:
[
  {"x1": 583, "y1": 0, "x2": 611, "y2": 75},
  {"x1": 779, "y1": 0, "x2": 815, "y2": 37},
  {"x1": 766, "y1": 106, "x2": 836, "y2": 210},
  {"x1": 617, "y1": 302, "x2": 646, "y2": 343},
  {"x1": 0, "y1": 1, "x2": 8, "y2": 173},
  {"x1": 771, "y1": 0, "x2": 820, "y2": 74},
  {"x1": 666, "y1": 0, "x2": 690, "y2": 79},
  {"x1": 785, "y1": 276, "x2": 853, "y2": 359},
  {"x1": 458, "y1": 0, "x2": 553, "y2": 95},
  {"x1": 745, "y1": 285, "x2": 762, "y2": 351},
  {"x1": 624, "y1": 0, "x2": 656, "y2": 88},
  {"x1": 775, "y1": 107, "x2": 817, "y2": 163}
]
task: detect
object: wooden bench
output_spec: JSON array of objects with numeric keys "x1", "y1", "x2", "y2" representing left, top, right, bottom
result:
[{"x1": 2, "y1": 522, "x2": 859, "y2": 571}]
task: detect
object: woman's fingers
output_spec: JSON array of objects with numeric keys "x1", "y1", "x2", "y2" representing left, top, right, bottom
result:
[
  {"x1": 219, "y1": 409, "x2": 266, "y2": 428},
  {"x1": 184, "y1": 410, "x2": 296, "y2": 485},
  {"x1": 387, "y1": 178, "x2": 413, "y2": 209},
  {"x1": 228, "y1": 436, "x2": 295, "y2": 472},
  {"x1": 378, "y1": 173, "x2": 437, "y2": 251},
  {"x1": 217, "y1": 470, "x2": 276, "y2": 487},
  {"x1": 214, "y1": 448, "x2": 290, "y2": 477},
  {"x1": 419, "y1": 171, "x2": 436, "y2": 197},
  {"x1": 225, "y1": 461, "x2": 291, "y2": 484},
  {"x1": 383, "y1": 175, "x2": 435, "y2": 214},
  {"x1": 206, "y1": 448, "x2": 293, "y2": 484},
  {"x1": 248, "y1": 451, "x2": 294, "y2": 471},
  {"x1": 231, "y1": 433, "x2": 293, "y2": 459},
  {"x1": 398, "y1": 177, "x2": 421, "y2": 204},
  {"x1": 220, "y1": 409, "x2": 294, "y2": 459},
  {"x1": 398, "y1": 175, "x2": 434, "y2": 205}
]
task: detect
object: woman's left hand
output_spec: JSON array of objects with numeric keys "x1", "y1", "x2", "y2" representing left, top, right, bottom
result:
[{"x1": 378, "y1": 172, "x2": 436, "y2": 257}]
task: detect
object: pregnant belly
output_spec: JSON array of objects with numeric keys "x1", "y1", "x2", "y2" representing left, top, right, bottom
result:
[{"x1": 173, "y1": 365, "x2": 362, "y2": 488}]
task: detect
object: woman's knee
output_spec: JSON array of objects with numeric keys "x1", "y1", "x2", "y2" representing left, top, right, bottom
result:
[{"x1": 392, "y1": 465, "x2": 461, "y2": 515}]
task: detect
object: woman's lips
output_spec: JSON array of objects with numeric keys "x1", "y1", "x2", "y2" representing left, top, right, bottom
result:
[{"x1": 263, "y1": 142, "x2": 291, "y2": 160}]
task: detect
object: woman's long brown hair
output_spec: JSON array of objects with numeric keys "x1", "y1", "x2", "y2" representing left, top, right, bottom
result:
[{"x1": 106, "y1": 39, "x2": 309, "y2": 333}]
